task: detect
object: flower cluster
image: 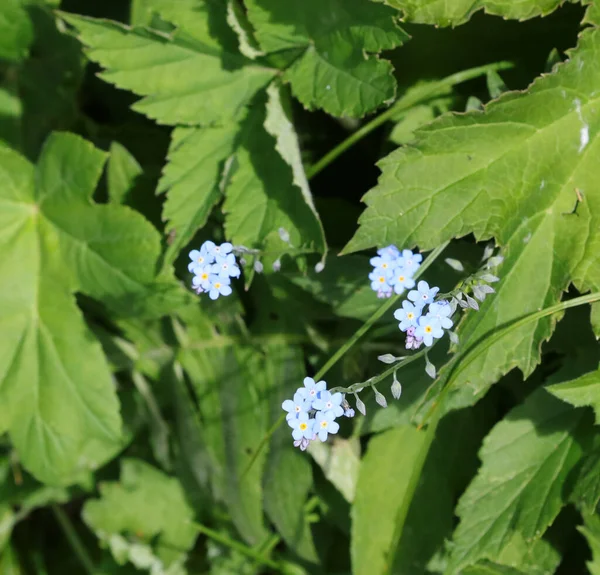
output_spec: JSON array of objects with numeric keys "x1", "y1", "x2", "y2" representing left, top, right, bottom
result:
[
  {"x1": 394, "y1": 281, "x2": 453, "y2": 349},
  {"x1": 282, "y1": 377, "x2": 353, "y2": 450},
  {"x1": 368, "y1": 246, "x2": 422, "y2": 298},
  {"x1": 188, "y1": 240, "x2": 241, "y2": 300}
]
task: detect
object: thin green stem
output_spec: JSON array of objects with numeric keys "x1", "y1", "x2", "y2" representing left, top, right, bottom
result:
[
  {"x1": 189, "y1": 521, "x2": 281, "y2": 571},
  {"x1": 306, "y1": 61, "x2": 513, "y2": 179},
  {"x1": 52, "y1": 505, "x2": 97, "y2": 575},
  {"x1": 242, "y1": 241, "x2": 449, "y2": 478}
]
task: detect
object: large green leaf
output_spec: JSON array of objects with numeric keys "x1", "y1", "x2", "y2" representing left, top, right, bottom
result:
[
  {"x1": 379, "y1": 0, "x2": 567, "y2": 27},
  {"x1": 580, "y1": 512, "x2": 600, "y2": 575},
  {"x1": 351, "y1": 425, "x2": 431, "y2": 575},
  {"x1": 245, "y1": 0, "x2": 408, "y2": 117},
  {"x1": 178, "y1": 338, "x2": 270, "y2": 544},
  {"x1": 446, "y1": 389, "x2": 589, "y2": 573},
  {"x1": 0, "y1": 0, "x2": 33, "y2": 62},
  {"x1": 60, "y1": 13, "x2": 276, "y2": 126},
  {"x1": 157, "y1": 123, "x2": 238, "y2": 261},
  {"x1": 223, "y1": 104, "x2": 326, "y2": 269},
  {"x1": 345, "y1": 20, "x2": 600, "y2": 410},
  {"x1": 83, "y1": 458, "x2": 197, "y2": 569},
  {"x1": 547, "y1": 365, "x2": 600, "y2": 422}
]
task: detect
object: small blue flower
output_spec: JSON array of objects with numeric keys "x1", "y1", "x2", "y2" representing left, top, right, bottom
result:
[
  {"x1": 208, "y1": 276, "x2": 232, "y2": 300},
  {"x1": 344, "y1": 407, "x2": 355, "y2": 418},
  {"x1": 394, "y1": 301, "x2": 422, "y2": 332},
  {"x1": 188, "y1": 245, "x2": 214, "y2": 272},
  {"x1": 399, "y1": 250, "x2": 423, "y2": 275},
  {"x1": 298, "y1": 377, "x2": 327, "y2": 402},
  {"x1": 211, "y1": 242, "x2": 233, "y2": 257},
  {"x1": 191, "y1": 265, "x2": 215, "y2": 293},
  {"x1": 377, "y1": 245, "x2": 400, "y2": 258},
  {"x1": 427, "y1": 301, "x2": 453, "y2": 330},
  {"x1": 369, "y1": 270, "x2": 393, "y2": 295},
  {"x1": 212, "y1": 253, "x2": 241, "y2": 279},
  {"x1": 389, "y1": 269, "x2": 416, "y2": 295},
  {"x1": 312, "y1": 391, "x2": 344, "y2": 417},
  {"x1": 408, "y1": 280, "x2": 439, "y2": 308},
  {"x1": 314, "y1": 411, "x2": 340, "y2": 442},
  {"x1": 282, "y1": 391, "x2": 311, "y2": 421},
  {"x1": 369, "y1": 254, "x2": 396, "y2": 275},
  {"x1": 289, "y1": 412, "x2": 315, "y2": 441},
  {"x1": 415, "y1": 316, "x2": 444, "y2": 347}
]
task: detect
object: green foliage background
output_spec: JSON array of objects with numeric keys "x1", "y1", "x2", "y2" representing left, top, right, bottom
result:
[{"x1": 1, "y1": 0, "x2": 600, "y2": 573}]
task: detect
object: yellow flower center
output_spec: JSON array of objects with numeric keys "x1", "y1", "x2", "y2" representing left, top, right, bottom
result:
[
  {"x1": 215, "y1": 283, "x2": 221, "y2": 289},
  {"x1": 320, "y1": 421, "x2": 328, "y2": 429},
  {"x1": 379, "y1": 277, "x2": 385, "y2": 283},
  {"x1": 425, "y1": 326, "x2": 432, "y2": 333},
  {"x1": 299, "y1": 422, "x2": 307, "y2": 431},
  {"x1": 197, "y1": 256, "x2": 204, "y2": 263},
  {"x1": 398, "y1": 275, "x2": 405, "y2": 282},
  {"x1": 201, "y1": 273, "x2": 208, "y2": 280},
  {"x1": 407, "y1": 313, "x2": 414, "y2": 320},
  {"x1": 382, "y1": 263, "x2": 388, "y2": 269}
]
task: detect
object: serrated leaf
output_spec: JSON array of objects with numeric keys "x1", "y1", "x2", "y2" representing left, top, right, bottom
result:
[
  {"x1": 264, "y1": 82, "x2": 326, "y2": 257},
  {"x1": 345, "y1": 25, "x2": 600, "y2": 409},
  {"x1": 381, "y1": 0, "x2": 566, "y2": 27},
  {"x1": 61, "y1": 13, "x2": 276, "y2": 126},
  {"x1": 245, "y1": 0, "x2": 408, "y2": 117},
  {"x1": 0, "y1": 133, "x2": 156, "y2": 483},
  {"x1": 351, "y1": 425, "x2": 430, "y2": 575},
  {"x1": 227, "y1": 0, "x2": 264, "y2": 59},
  {"x1": 580, "y1": 512, "x2": 600, "y2": 575},
  {"x1": 570, "y1": 447, "x2": 600, "y2": 513},
  {"x1": 223, "y1": 104, "x2": 326, "y2": 270},
  {"x1": 158, "y1": 123, "x2": 238, "y2": 262},
  {"x1": 83, "y1": 458, "x2": 196, "y2": 568},
  {"x1": 446, "y1": 389, "x2": 588, "y2": 573},
  {"x1": 0, "y1": 0, "x2": 33, "y2": 62},
  {"x1": 547, "y1": 365, "x2": 600, "y2": 423}
]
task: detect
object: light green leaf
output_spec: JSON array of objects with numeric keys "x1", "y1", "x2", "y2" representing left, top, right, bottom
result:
[
  {"x1": 0, "y1": 0, "x2": 33, "y2": 62},
  {"x1": 158, "y1": 123, "x2": 238, "y2": 262},
  {"x1": 351, "y1": 425, "x2": 430, "y2": 575},
  {"x1": 345, "y1": 24, "x2": 600, "y2": 409},
  {"x1": 0, "y1": 133, "x2": 150, "y2": 483},
  {"x1": 547, "y1": 365, "x2": 600, "y2": 422},
  {"x1": 380, "y1": 0, "x2": 567, "y2": 27},
  {"x1": 309, "y1": 437, "x2": 360, "y2": 503},
  {"x1": 461, "y1": 561, "x2": 527, "y2": 575},
  {"x1": 84, "y1": 458, "x2": 196, "y2": 569},
  {"x1": 61, "y1": 13, "x2": 276, "y2": 126},
  {"x1": 245, "y1": 0, "x2": 408, "y2": 117},
  {"x1": 107, "y1": 142, "x2": 143, "y2": 205},
  {"x1": 223, "y1": 104, "x2": 326, "y2": 270},
  {"x1": 580, "y1": 512, "x2": 600, "y2": 575},
  {"x1": 264, "y1": 82, "x2": 326, "y2": 259},
  {"x1": 179, "y1": 343, "x2": 270, "y2": 544},
  {"x1": 446, "y1": 389, "x2": 588, "y2": 573},
  {"x1": 227, "y1": 0, "x2": 264, "y2": 59}
]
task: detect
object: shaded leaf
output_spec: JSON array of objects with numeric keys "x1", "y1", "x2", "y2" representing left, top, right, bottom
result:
[
  {"x1": 547, "y1": 365, "x2": 600, "y2": 423},
  {"x1": 0, "y1": 0, "x2": 33, "y2": 62},
  {"x1": 107, "y1": 142, "x2": 143, "y2": 205},
  {"x1": 579, "y1": 512, "x2": 600, "y2": 575}
]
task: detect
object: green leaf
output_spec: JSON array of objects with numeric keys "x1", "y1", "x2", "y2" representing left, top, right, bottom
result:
[
  {"x1": 547, "y1": 365, "x2": 600, "y2": 423},
  {"x1": 158, "y1": 123, "x2": 238, "y2": 263},
  {"x1": 264, "y1": 82, "x2": 326, "y2": 259},
  {"x1": 351, "y1": 425, "x2": 430, "y2": 575},
  {"x1": 223, "y1": 104, "x2": 326, "y2": 270},
  {"x1": 345, "y1": 24, "x2": 600, "y2": 409},
  {"x1": 0, "y1": 0, "x2": 33, "y2": 62},
  {"x1": 580, "y1": 512, "x2": 600, "y2": 575},
  {"x1": 446, "y1": 389, "x2": 589, "y2": 573},
  {"x1": 83, "y1": 458, "x2": 196, "y2": 569},
  {"x1": 0, "y1": 133, "x2": 152, "y2": 483},
  {"x1": 245, "y1": 0, "x2": 408, "y2": 117},
  {"x1": 107, "y1": 142, "x2": 143, "y2": 205},
  {"x1": 570, "y1": 447, "x2": 600, "y2": 514},
  {"x1": 461, "y1": 561, "x2": 527, "y2": 575},
  {"x1": 380, "y1": 0, "x2": 567, "y2": 27},
  {"x1": 179, "y1": 343, "x2": 270, "y2": 544},
  {"x1": 61, "y1": 13, "x2": 276, "y2": 126},
  {"x1": 226, "y1": 0, "x2": 264, "y2": 59}
]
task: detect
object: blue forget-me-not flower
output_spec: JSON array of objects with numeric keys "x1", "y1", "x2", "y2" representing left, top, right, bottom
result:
[
  {"x1": 369, "y1": 245, "x2": 422, "y2": 298},
  {"x1": 188, "y1": 240, "x2": 241, "y2": 300},
  {"x1": 408, "y1": 280, "x2": 439, "y2": 308},
  {"x1": 394, "y1": 301, "x2": 422, "y2": 331}
]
